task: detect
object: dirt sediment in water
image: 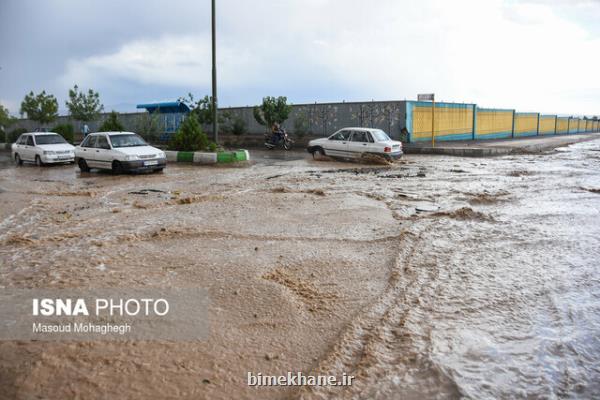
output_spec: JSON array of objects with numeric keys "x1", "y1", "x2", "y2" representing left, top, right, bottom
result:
[
  {"x1": 430, "y1": 206, "x2": 494, "y2": 221},
  {"x1": 467, "y1": 191, "x2": 510, "y2": 205},
  {"x1": 1, "y1": 142, "x2": 600, "y2": 399},
  {"x1": 262, "y1": 267, "x2": 338, "y2": 312},
  {"x1": 0, "y1": 155, "x2": 398, "y2": 399}
]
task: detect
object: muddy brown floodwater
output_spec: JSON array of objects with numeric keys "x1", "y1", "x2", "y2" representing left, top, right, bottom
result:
[{"x1": 1, "y1": 142, "x2": 599, "y2": 399}]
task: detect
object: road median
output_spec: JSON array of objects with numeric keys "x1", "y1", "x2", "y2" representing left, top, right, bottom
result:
[{"x1": 164, "y1": 149, "x2": 250, "y2": 164}]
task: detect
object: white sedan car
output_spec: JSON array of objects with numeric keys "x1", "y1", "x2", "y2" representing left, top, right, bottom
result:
[
  {"x1": 307, "y1": 128, "x2": 403, "y2": 161},
  {"x1": 75, "y1": 132, "x2": 166, "y2": 174},
  {"x1": 12, "y1": 132, "x2": 75, "y2": 166}
]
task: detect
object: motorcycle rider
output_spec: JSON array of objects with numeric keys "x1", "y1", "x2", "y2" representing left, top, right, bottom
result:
[{"x1": 270, "y1": 123, "x2": 284, "y2": 145}]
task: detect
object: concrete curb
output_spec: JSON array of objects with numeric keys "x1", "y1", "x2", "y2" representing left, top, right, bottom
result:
[
  {"x1": 164, "y1": 149, "x2": 250, "y2": 164},
  {"x1": 404, "y1": 133, "x2": 600, "y2": 157}
]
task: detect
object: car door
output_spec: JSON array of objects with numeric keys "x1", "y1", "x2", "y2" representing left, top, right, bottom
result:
[
  {"x1": 79, "y1": 135, "x2": 98, "y2": 167},
  {"x1": 24, "y1": 135, "x2": 36, "y2": 161},
  {"x1": 324, "y1": 130, "x2": 351, "y2": 157},
  {"x1": 364, "y1": 131, "x2": 381, "y2": 154},
  {"x1": 348, "y1": 131, "x2": 370, "y2": 158},
  {"x1": 93, "y1": 135, "x2": 113, "y2": 170},
  {"x1": 13, "y1": 135, "x2": 26, "y2": 158}
]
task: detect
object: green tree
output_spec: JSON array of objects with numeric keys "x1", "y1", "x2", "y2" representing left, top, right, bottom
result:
[
  {"x1": 0, "y1": 104, "x2": 15, "y2": 127},
  {"x1": 99, "y1": 111, "x2": 124, "y2": 131},
  {"x1": 179, "y1": 93, "x2": 213, "y2": 125},
  {"x1": 253, "y1": 96, "x2": 292, "y2": 132},
  {"x1": 0, "y1": 104, "x2": 16, "y2": 143},
  {"x1": 65, "y1": 85, "x2": 104, "y2": 122},
  {"x1": 20, "y1": 90, "x2": 59, "y2": 124},
  {"x1": 168, "y1": 114, "x2": 214, "y2": 151},
  {"x1": 179, "y1": 93, "x2": 230, "y2": 128}
]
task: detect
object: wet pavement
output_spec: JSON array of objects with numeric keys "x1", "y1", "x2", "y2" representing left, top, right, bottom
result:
[
  {"x1": 0, "y1": 141, "x2": 599, "y2": 399},
  {"x1": 405, "y1": 133, "x2": 600, "y2": 156}
]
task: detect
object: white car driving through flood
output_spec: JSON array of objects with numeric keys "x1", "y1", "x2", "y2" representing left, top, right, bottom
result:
[
  {"x1": 75, "y1": 132, "x2": 166, "y2": 174},
  {"x1": 307, "y1": 127, "x2": 403, "y2": 161},
  {"x1": 12, "y1": 132, "x2": 75, "y2": 166}
]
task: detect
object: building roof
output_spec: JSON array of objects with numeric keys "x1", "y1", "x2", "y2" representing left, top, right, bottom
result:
[{"x1": 136, "y1": 101, "x2": 190, "y2": 114}]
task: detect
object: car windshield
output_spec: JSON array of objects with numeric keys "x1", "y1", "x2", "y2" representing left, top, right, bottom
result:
[
  {"x1": 109, "y1": 134, "x2": 148, "y2": 148},
  {"x1": 35, "y1": 134, "x2": 67, "y2": 145},
  {"x1": 370, "y1": 130, "x2": 391, "y2": 142}
]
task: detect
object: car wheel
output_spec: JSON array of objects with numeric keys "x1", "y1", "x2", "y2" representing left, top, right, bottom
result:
[
  {"x1": 35, "y1": 155, "x2": 44, "y2": 166},
  {"x1": 313, "y1": 147, "x2": 325, "y2": 158},
  {"x1": 112, "y1": 160, "x2": 124, "y2": 175},
  {"x1": 78, "y1": 158, "x2": 90, "y2": 172},
  {"x1": 14, "y1": 154, "x2": 23, "y2": 166}
]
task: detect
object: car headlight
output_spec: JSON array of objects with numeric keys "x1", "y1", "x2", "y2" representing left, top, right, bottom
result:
[
  {"x1": 158, "y1": 152, "x2": 166, "y2": 159},
  {"x1": 125, "y1": 155, "x2": 139, "y2": 161},
  {"x1": 43, "y1": 151, "x2": 56, "y2": 155}
]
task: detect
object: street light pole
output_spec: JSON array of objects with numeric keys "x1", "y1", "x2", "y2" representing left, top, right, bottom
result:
[{"x1": 211, "y1": 0, "x2": 218, "y2": 144}]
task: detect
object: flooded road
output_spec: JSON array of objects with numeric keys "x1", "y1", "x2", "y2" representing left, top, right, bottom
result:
[
  {"x1": 0, "y1": 141, "x2": 599, "y2": 399},
  {"x1": 300, "y1": 142, "x2": 600, "y2": 399}
]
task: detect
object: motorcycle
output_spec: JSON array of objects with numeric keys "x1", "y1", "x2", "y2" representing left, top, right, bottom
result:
[{"x1": 264, "y1": 129, "x2": 294, "y2": 150}]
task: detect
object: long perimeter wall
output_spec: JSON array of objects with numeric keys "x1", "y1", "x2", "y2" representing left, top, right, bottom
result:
[
  {"x1": 405, "y1": 100, "x2": 599, "y2": 142},
  {"x1": 9, "y1": 99, "x2": 600, "y2": 144}
]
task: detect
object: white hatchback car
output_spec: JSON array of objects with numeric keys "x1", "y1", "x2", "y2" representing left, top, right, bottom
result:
[
  {"x1": 12, "y1": 132, "x2": 75, "y2": 166},
  {"x1": 75, "y1": 132, "x2": 166, "y2": 174},
  {"x1": 307, "y1": 128, "x2": 403, "y2": 161}
]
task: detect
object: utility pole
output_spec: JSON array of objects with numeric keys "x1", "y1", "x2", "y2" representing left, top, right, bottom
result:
[{"x1": 211, "y1": 0, "x2": 218, "y2": 143}]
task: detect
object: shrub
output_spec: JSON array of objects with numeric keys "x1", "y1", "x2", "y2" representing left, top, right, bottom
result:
[
  {"x1": 52, "y1": 124, "x2": 75, "y2": 143},
  {"x1": 231, "y1": 117, "x2": 247, "y2": 136},
  {"x1": 399, "y1": 127, "x2": 409, "y2": 143},
  {"x1": 99, "y1": 111, "x2": 124, "y2": 132},
  {"x1": 8, "y1": 128, "x2": 27, "y2": 143},
  {"x1": 168, "y1": 114, "x2": 215, "y2": 151}
]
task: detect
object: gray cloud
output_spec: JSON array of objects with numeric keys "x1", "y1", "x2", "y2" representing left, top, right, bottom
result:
[{"x1": 1, "y1": 0, "x2": 599, "y2": 116}]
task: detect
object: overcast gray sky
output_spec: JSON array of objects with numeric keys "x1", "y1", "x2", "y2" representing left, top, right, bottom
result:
[{"x1": 1, "y1": 0, "x2": 599, "y2": 116}]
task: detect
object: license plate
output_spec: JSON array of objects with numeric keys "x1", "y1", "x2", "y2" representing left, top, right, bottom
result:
[
  {"x1": 58, "y1": 157, "x2": 71, "y2": 160},
  {"x1": 144, "y1": 160, "x2": 158, "y2": 166}
]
